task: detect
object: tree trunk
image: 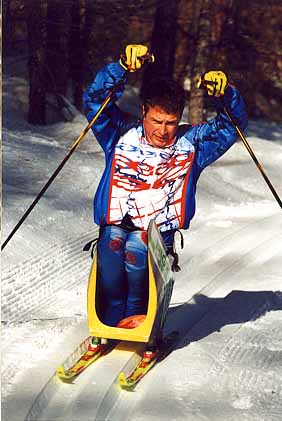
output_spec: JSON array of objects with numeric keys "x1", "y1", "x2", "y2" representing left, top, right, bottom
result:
[
  {"x1": 211, "y1": 0, "x2": 234, "y2": 70},
  {"x1": 83, "y1": 0, "x2": 97, "y2": 82},
  {"x1": 188, "y1": 0, "x2": 213, "y2": 124},
  {"x1": 26, "y1": 0, "x2": 47, "y2": 125},
  {"x1": 69, "y1": 0, "x2": 86, "y2": 110},
  {"x1": 142, "y1": 0, "x2": 179, "y2": 92},
  {"x1": 46, "y1": 0, "x2": 71, "y2": 97},
  {"x1": 3, "y1": 0, "x2": 13, "y2": 54}
]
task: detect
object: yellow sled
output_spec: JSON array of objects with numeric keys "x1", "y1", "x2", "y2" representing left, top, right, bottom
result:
[{"x1": 87, "y1": 220, "x2": 174, "y2": 344}]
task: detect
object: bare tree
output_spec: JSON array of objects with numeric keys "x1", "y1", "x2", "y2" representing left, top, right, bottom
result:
[
  {"x1": 188, "y1": 0, "x2": 214, "y2": 124},
  {"x1": 46, "y1": 0, "x2": 71, "y2": 97},
  {"x1": 69, "y1": 0, "x2": 86, "y2": 110},
  {"x1": 25, "y1": 0, "x2": 47, "y2": 125},
  {"x1": 210, "y1": 0, "x2": 235, "y2": 70},
  {"x1": 142, "y1": 0, "x2": 180, "y2": 91},
  {"x1": 3, "y1": 0, "x2": 13, "y2": 53},
  {"x1": 83, "y1": 0, "x2": 96, "y2": 80}
]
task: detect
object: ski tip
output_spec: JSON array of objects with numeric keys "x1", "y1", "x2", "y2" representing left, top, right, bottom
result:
[
  {"x1": 117, "y1": 372, "x2": 128, "y2": 387},
  {"x1": 117, "y1": 372, "x2": 135, "y2": 390},
  {"x1": 56, "y1": 365, "x2": 67, "y2": 380},
  {"x1": 56, "y1": 366, "x2": 74, "y2": 382},
  {"x1": 56, "y1": 365, "x2": 65, "y2": 378}
]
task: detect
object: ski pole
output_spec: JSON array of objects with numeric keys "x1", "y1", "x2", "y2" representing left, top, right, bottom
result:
[
  {"x1": 1, "y1": 90, "x2": 114, "y2": 251},
  {"x1": 2, "y1": 52, "x2": 154, "y2": 251},
  {"x1": 198, "y1": 76, "x2": 282, "y2": 211},
  {"x1": 221, "y1": 102, "x2": 282, "y2": 211}
]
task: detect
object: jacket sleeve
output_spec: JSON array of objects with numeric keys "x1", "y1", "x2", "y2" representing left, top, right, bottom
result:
[
  {"x1": 193, "y1": 85, "x2": 248, "y2": 170},
  {"x1": 83, "y1": 61, "x2": 131, "y2": 155}
]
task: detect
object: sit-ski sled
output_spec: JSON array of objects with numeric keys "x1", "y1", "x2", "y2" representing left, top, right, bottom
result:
[{"x1": 56, "y1": 220, "x2": 177, "y2": 389}]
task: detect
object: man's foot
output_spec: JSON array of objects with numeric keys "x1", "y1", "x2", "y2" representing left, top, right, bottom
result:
[{"x1": 117, "y1": 314, "x2": 146, "y2": 329}]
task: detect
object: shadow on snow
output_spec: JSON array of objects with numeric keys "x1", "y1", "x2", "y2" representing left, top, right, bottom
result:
[{"x1": 167, "y1": 289, "x2": 282, "y2": 349}]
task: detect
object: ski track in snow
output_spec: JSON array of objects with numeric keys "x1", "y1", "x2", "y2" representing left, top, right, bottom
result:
[{"x1": 2, "y1": 73, "x2": 282, "y2": 421}]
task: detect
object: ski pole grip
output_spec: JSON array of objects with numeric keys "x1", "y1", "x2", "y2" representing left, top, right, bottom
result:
[
  {"x1": 119, "y1": 51, "x2": 155, "y2": 71},
  {"x1": 139, "y1": 52, "x2": 155, "y2": 64},
  {"x1": 196, "y1": 74, "x2": 217, "y2": 90},
  {"x1": 120, "y1": 52, "x2": 155, "y2": 64}
]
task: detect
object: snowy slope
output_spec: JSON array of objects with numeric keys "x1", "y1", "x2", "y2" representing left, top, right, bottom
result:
[{"x1": 2, "y1": 72, "x2": 282, "y2": 421}]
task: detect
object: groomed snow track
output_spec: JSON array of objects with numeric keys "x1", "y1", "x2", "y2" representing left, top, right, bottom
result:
[
  {"x1": 22, "y1": 212, "x2": 282, "y2": 421},
  {"x1": 1, "y1": 229, "x2": 98, "y2": 324}
]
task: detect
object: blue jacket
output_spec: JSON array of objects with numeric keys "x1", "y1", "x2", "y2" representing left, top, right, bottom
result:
[{"x1": 83, "y1": 62, "x2": 248, "y2": 233}]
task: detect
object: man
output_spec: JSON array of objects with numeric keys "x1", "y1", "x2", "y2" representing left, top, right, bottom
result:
[{"x1": 83, "y1": 44, "x2": 248, "y2": 328}]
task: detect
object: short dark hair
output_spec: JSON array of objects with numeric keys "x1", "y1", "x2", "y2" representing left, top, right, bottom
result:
[{"x1": 141, "y1": 77, "x2": 186, "y2": 117}]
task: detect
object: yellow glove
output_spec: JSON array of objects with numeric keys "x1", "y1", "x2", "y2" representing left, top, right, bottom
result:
[
  {"x1": 119, "y1": 44, "x2": 150, "y2": 72},
  {"x1": 197, "y1": 70, "x2": 228, "y2": 97}
]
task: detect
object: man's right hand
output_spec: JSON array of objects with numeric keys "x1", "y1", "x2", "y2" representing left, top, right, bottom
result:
[
  {"x1": 119, "y1": 44, "x2": 150, "y2": 72},
  {"x1": 197, "y1": 71, "x2": 228, "y2": 97}
]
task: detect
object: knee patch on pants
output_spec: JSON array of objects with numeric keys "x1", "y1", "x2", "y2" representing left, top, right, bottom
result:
[{"x1": 124, "y1": 231, "x2": 148, "y2": 272}]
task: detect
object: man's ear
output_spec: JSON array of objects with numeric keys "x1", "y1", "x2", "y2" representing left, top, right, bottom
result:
[{"x1": 141, "y1": 105, "x2": 146, "y2": 118}]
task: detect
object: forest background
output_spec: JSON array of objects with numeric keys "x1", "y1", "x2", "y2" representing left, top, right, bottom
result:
[{"x1": 2, "y1": 0, "x2": 282, "y2": 126}]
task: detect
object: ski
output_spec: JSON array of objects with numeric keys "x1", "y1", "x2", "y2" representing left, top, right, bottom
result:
[
  {"x1": 56, "y1": 336, "x2": 117, "y2": 381},
  {"x1": 117, "y1": 331, "x2": 179, "y2": 390}
]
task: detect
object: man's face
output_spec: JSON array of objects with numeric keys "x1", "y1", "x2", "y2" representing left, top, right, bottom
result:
[{"x1": 142, "y1": 105, "x2": 180, "y2": 148}]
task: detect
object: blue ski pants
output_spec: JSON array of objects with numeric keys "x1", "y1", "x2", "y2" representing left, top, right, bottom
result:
[
  {"x1": 97, "y1": 225, "x2": 149, "y2": 326},
  {"x1": 97, "y1": 225, "x2": 176, "y2": 327}
]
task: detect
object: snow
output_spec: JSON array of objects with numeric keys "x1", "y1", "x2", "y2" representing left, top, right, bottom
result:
[{"x1": 2, "y1": 68, "x2": 282, "y2": 421}]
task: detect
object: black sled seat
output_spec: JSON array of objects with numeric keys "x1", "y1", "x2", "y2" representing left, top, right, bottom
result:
[{"x1": 87, "y1": 220, "x2": 174, "y2": 344}]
